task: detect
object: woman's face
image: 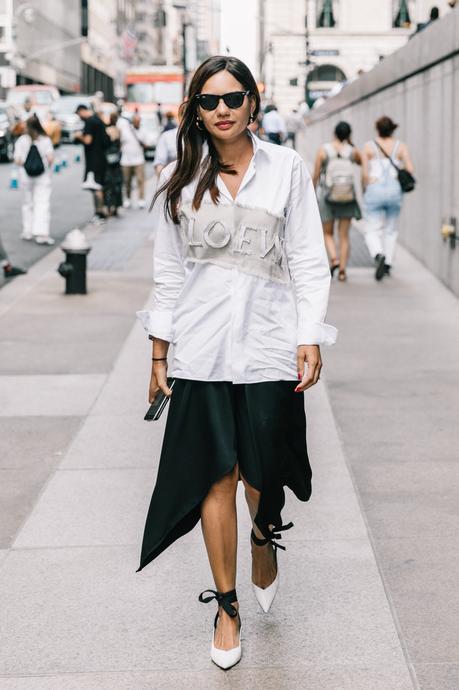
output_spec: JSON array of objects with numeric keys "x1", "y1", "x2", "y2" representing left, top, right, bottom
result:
[{"x1": 197, "y1": 70, "x2": 255, "y2": 143}]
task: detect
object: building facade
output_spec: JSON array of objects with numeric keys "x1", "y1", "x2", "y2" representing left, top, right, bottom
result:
[
  {"x1": 0, "y1": 0, "x2": 81, "y2": 97},
  {"x1": 258, "y1": 0, "x2": 455, "y2": 112}
]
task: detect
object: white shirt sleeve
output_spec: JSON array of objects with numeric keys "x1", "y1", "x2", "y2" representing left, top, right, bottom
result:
[
  {"x1": 136, "y1": 168, "x2": 186, "y2": 341},
  {"x1": 285, "y1": 155, "x2": 338, "y2": 346},
  {"x1": 14, "y1": 135, "x2": 29, "y2": 163}
]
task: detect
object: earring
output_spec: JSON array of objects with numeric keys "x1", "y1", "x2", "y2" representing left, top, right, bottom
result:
[
  {"x1": 249, "y1": 113, "x2": 255, "y2": 124},
  {"x1": 196, "y1": 117, "x2": 204, "y2": 130}
]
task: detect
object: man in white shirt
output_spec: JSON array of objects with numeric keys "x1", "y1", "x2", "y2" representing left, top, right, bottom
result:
[
  {"x1": 285, "y1": 108, "x2": 306, "y2": 150},
  {"x1": 118, "y1": 114, "x2": 146, "y2": 209},
  {"x1": 261, "y1": 105, "x2": 287, "y2": 145},
  {"x1": 153, "y1": 126, "x2": 178, "y2": 177}
]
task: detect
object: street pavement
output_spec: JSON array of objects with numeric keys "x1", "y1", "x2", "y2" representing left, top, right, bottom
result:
[
  {"x1": 0, "y1": 161, "x2": 458, "y2": 689},
  {"x1": 0, "y1": 146, "x2": 155, "y2": 281}
]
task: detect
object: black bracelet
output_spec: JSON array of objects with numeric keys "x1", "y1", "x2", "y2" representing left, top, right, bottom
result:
[{"x1": 152, "y1": 357, "x2": 167, "y2": 361}]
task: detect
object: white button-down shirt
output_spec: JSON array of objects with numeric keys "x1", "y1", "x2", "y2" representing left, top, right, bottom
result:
[{"x1": 137, "y1": 133, "x2": 337, "y2": 383}]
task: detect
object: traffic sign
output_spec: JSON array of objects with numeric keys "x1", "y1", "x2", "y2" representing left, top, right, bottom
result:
[{"x1": 310, "y1": 49, "x2": 340, "y2": 57}]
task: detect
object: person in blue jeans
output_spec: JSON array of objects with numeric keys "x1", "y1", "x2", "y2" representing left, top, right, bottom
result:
[{"x1": 362, "y1": 116, "x2": 414, "y2": 280}]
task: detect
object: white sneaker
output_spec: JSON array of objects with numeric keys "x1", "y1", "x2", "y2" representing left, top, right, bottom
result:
[
  {"x1": 35, "y1": 236, "x2": 55, "y2": 246},
  {"x1": 138, "y1": 199, "x2": 147, "y2": 209},
  {"x1": 123, "y1": 199, "x2": 131, "y2": 209},
  {"x1": 20, "y1": 233, "x2": 33, "y2": 241},
  {"x1": 82, "y1": 172, "x2": 102, "y2": 191}
]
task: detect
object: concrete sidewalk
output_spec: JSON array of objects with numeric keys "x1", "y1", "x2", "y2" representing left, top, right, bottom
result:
[{"x1": 0, "y1": 196, "x2": 457, "y2": 690}]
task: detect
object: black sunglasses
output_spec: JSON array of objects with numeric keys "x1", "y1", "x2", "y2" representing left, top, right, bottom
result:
[{"x1": 195, "y1": 90, "x2": 251, "y2": 111}]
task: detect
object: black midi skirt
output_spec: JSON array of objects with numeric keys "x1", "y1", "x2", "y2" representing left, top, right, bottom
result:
[{"x1": 137, "y1": 379, "x2": 312, "y2": 572}]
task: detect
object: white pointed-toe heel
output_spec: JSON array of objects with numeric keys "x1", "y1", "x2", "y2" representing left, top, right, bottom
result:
[
  {"x1": 251, "y1": 523, "x2": 293, "y2": 613},
  {"x1": 199, "y1": 588, "x2": 241, "y2": 670}
]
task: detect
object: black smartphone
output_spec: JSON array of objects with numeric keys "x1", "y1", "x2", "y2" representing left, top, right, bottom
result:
[{"x1": 144, "y1": 378, "x2": 175, "y2": 421}]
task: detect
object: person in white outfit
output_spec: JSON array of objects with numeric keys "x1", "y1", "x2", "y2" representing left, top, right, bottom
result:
[
  {"x1": 261, "y1": 104, "x2": 287, "y2": 144},
  {"x1": 118, "y1": 113, "x2": 146, "y2": 208},
  {"x1": 136, "y1": 56, "x2": 336, "y2": 671},
  {"x1": 14, "y1": 115, "x2": 54, "y2": 245},
  {"x1": 362, "y1": 116, "x2": 414, "y2": 280}
]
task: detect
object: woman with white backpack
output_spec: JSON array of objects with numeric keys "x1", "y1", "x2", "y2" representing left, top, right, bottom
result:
[
  {"x1": 14, "y1": 115, "x2": 55, "y2": 245},
  {"x1": 362, "y1": 116, "x2": 415, "y2": 281},
  {"x1": 313, "y1": 122, "x2": 362, "y2": 282}
]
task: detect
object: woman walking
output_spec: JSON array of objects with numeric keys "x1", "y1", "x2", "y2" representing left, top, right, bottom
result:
[
  {"x1": 104, "y1": 112, "x2": 123, "y2": 217},
  {"x1": 137, "y1": 56, "x2": 337, "y2": 670},
  {"x1": 14, "y1": 115, "x2": 55, "y2": 245},
  {"x1": 362, "y1": 116, "x2": 414, "y2": 280},
  {"x1": 313, "y1": 122, "x2": 362, "y2": 282}
]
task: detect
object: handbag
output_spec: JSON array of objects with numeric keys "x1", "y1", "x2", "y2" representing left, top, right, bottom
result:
[{"x1": 374, "y1": 140, "x2": 415, "y2": 193}]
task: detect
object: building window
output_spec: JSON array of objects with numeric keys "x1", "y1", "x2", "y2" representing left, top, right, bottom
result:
[
  {"x1": 393, "y1": 0, "x2": 411, "y2": 28},
  {"x1": 0, "y1": 26, "x2": 5, "y2": 43},
  {"x1": 317, "y1": 0, "x2": 337, "y2": 28},
  {"x1": 309, "y1": 63, "x2": 346, "y2": 83}
]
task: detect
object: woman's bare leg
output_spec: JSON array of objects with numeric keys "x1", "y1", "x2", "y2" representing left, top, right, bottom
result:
[
  {"x1": 241, "y1": 476, "x2": 277, "y2": 589},
  {"x1": 323, "y1": 220, "x2": 338, "y2": 267},
  {"x1": 337, "y1": 218, "x2": 351, "y2": 271},
  {"x1": 201, "y1": 464, "x2": 240, "y2": 650}
]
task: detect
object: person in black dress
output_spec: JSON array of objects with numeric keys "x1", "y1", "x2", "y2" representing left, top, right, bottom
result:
[
  {"x1": 104, "y1": 112, "x2": 123, "y2": 216},
  {"x1": 75, "y1": 105, "x2": 110, "y2": 220}
]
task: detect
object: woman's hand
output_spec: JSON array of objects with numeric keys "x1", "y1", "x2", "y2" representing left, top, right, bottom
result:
[
  {"x1": 148, "y1": 337, "x2": 172, "y2": 403},
  {"x1": 295, "y1": 345, "x2": 322, "y2": 392}
]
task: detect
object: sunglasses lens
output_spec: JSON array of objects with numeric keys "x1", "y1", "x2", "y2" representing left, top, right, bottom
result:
[
  {"x1": 199, "y1": 95, "x2": 219, "y2": 111},
  {"x1": 224, "y1": 92, "x2": 245, "y2": 108}
]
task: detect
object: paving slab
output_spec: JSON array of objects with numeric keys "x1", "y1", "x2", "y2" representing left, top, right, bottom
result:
[
  {"x1": 0, "y1": 375, "x2": 106, "y2": 417},
  {"x1": 0, "y1": 665, "x2": 414, "y2": 690},
  {"x1": 414, "y1": 664, "x2": 459, "y2": 690},
  {"x1": 325, "y1": 247, "x2": 459, "y2": 682},
  {"x1": 0, "y1": 416, "x2": 81, "y2": 547}
]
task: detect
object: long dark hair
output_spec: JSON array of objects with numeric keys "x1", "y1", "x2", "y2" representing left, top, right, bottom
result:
[
  {"x1": 26, "y1": 114, "x2": 47, "y2": 140},
  {"x1": 153, "y1": 55, "x2": 260, "y2": 224}
]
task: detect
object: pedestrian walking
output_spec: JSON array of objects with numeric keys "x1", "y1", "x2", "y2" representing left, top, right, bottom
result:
[
  {"x1": 261, "y1": 104, "x2": 287, "y2": 144},
  {"x1": 136, "y1": 55, "x2": 337, "y2": 671},
  {"x1": 153, "y1": 126, "x2": 178, "y2": 178},
  {"x1": 362, "y1": 116, "x2": 414, "y2": 280},
  {"x1": 104, "y1": 112, "x2": 123, "y2": 217},
  {"x1": 285, "y1": 108, "x2": 305, "y2": 150},
  {"x1": 162, "y1": 111, "x2": 177, "y2": 132},
  {"x1": 118, "y1": 113, "x2": 146, "y2": 209},
  {"x1": 74, "y1": 104, "x2": 110, "y2": 222},
  {"x1": 14, "y1": 114, "x2": 55, "y2": 245},
  {"x1": 312, "y1": 121, "x2": 362, "y2": 281},
  {"x1": 0, "y1": 234, "x2": 26, "y2": 279}
]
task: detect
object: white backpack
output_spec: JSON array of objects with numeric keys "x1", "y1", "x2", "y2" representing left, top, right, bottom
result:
[{"x1": 323, "y1": 143, "x2": 355, "y2": 204}]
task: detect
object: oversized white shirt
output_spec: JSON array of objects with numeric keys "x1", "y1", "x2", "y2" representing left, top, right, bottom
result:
[
  {"x1": 137, "y1": 133, "x2": 337, "y2": 383},
  {"x1": 153, "y1": 127, "x2": 178, "y2": 168}
]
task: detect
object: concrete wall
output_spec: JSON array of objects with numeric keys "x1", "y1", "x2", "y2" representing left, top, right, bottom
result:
[{"x1": 305, "y1": 12, "x2": 459, "y2": 297}]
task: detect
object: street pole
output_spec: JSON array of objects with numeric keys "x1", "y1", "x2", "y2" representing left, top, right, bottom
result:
[
  {"x1": 304, "y1": 0, "x2": 310, "y2": 106},
  {"x1": 182, "y1": 19, "x2": 188, "y2": 99}
]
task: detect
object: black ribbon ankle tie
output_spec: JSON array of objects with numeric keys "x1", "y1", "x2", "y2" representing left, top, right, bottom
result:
[
  {"x1": 251, "y1": 521, "x2": 294, "y2": 551},
  {"x1": 199, "y1": 588, "x2": 238, "y2": 618}
]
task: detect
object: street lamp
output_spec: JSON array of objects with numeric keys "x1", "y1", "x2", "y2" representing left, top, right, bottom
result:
[{"x1": 173, "y1": 3, "x2": 194, "y2": 98}]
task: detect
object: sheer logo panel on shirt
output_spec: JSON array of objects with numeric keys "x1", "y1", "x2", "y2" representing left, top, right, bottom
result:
[{"x1": 179, "y1": 202, "x2": 289, "y2": 283}]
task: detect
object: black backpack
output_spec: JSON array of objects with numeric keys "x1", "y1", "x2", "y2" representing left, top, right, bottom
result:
[{"x1": 24, "y1": 143, "x2": 45, "y2": 177}]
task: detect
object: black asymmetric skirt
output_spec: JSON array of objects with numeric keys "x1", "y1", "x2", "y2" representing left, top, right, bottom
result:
[{"x1": 137, "y1": 379, "x2": 312, "y2": 572}]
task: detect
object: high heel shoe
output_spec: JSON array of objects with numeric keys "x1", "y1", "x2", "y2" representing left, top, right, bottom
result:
[
  {"x1": 251, "y1": 522, "x2": 293, "y2": 613},
  {"x1": 199, "y1": 588, "x2": 242, "y2": 670}
]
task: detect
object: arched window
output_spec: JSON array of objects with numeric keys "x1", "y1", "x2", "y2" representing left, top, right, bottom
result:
[{"x1": 308, "y1": 64, "x2": 346, "y2": 83}]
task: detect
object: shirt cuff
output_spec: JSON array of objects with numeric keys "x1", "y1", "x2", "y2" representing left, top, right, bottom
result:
[
  {"x1": 297, "y1": 322, "x2": 338, "y2": 346},
  {"x1": 136, "y1": 310, "x2": 173, "y2": 342}
]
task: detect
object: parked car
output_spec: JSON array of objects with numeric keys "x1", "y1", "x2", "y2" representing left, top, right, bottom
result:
[
  {"x1": 50, "y1": 95, "x2": 94, "y2": 143},
  {"x1": 0, "y1": 102, "x2": 15, "y2": 162},
  {"x1": 6, "y1": 84, "x2": 62, "y2": 146}
]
